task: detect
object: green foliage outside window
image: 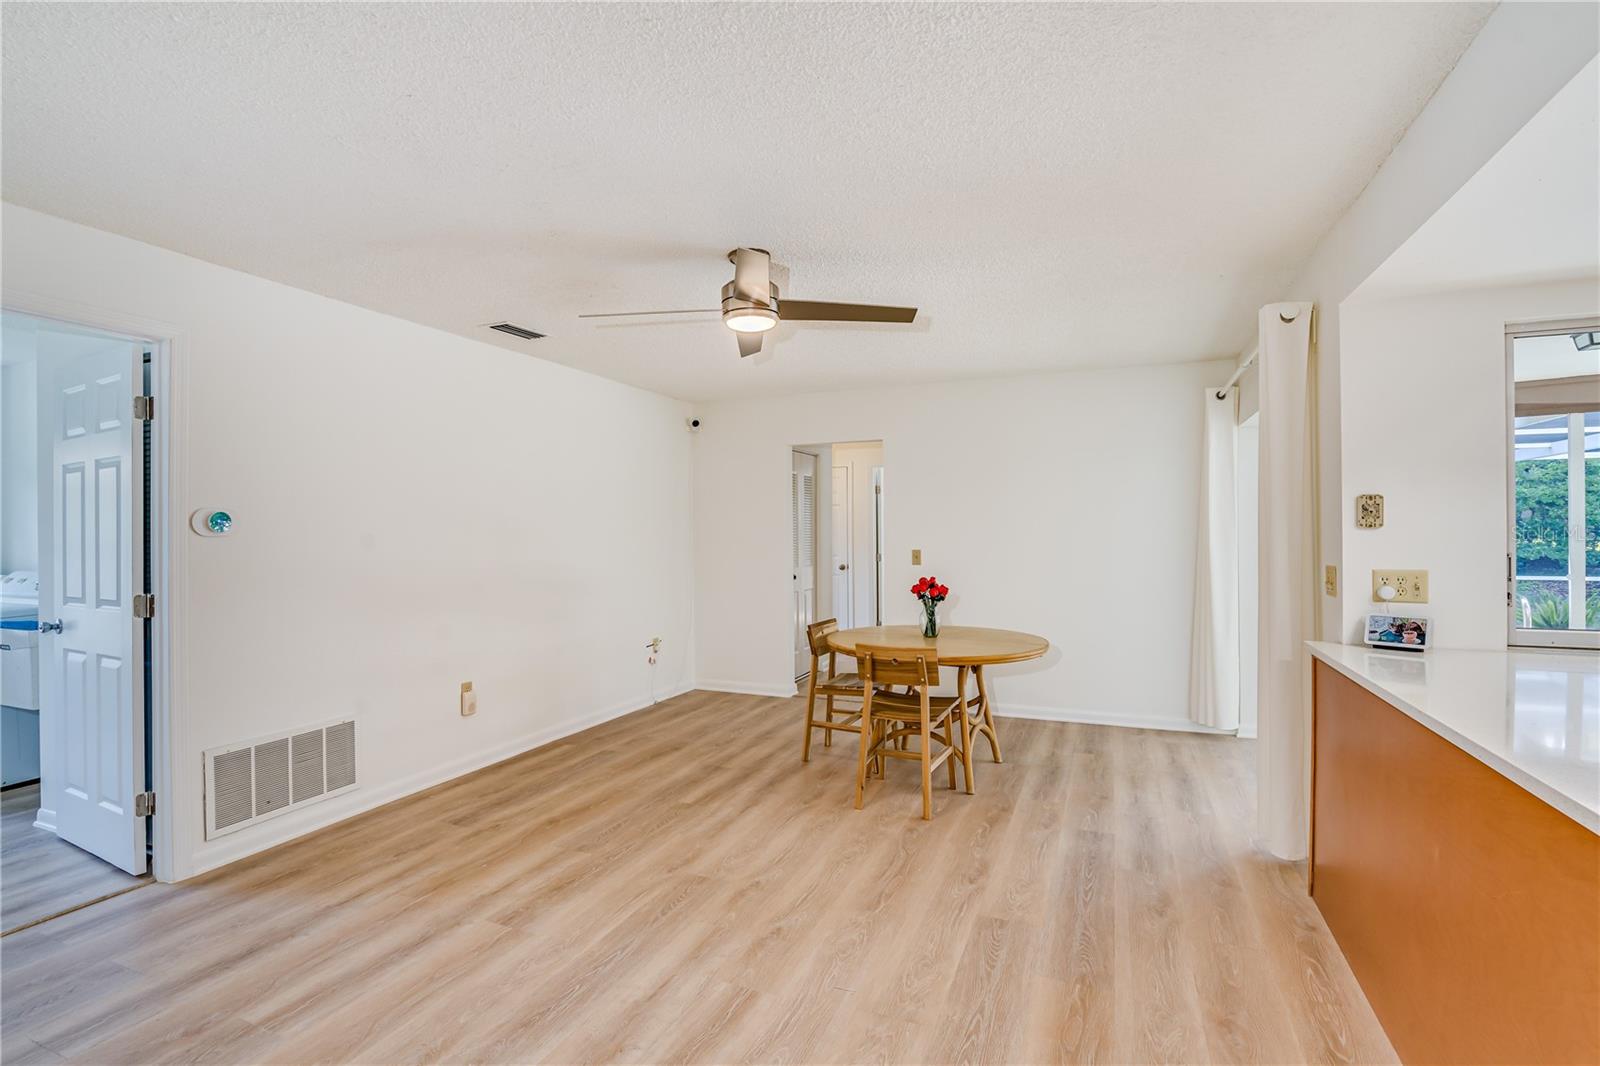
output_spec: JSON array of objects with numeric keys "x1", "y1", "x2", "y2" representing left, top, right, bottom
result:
[{"x1": 1514, "y1": 458, "x2": 1600, "y2": 576}]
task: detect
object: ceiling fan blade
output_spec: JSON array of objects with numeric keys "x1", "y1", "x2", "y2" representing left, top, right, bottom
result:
[
  {"x1": 779, "y1": 300, "x2": 917, "y2": 324},
  {"x1": 577, "y1": 308, "x2": 719, "y2": 319},
  {"x1": 731, "y1": 248, "x2": 771, "y2": 305},
  {"x1": 736, "y1": 331, "x2": 763, "y2": 358}
]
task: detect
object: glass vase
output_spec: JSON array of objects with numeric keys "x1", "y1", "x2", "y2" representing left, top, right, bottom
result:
[{"x1": 922, "y1": 600, "x2": 939, "y2": 638}]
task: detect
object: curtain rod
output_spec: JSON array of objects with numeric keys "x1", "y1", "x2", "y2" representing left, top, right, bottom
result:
[
  {"x1": 1216, "y1": 349, "x2": 1257, "y2": 400},
  {"x1": 1214, "y1": 307, "x2": 1301, "y2": 399}
]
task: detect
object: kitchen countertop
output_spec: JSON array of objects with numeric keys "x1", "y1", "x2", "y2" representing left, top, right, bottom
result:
[{"x1": 1307, "y1": 641, "x2": 1599, "y2": 834}]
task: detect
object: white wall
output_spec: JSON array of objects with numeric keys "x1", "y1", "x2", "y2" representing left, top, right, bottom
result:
[
  {"x1": 1244, "y1": 2, "x2": 1600, "y2": 644},
  {"x1": 694, "y1": 360, "x2": 1232, "y2": 730},
  {"x1": 1339, "y1": 277, "x2": 1600, "y2": 649},
  {"x1": 1, "y1": 204, "x2": 695, "y2": 880}
]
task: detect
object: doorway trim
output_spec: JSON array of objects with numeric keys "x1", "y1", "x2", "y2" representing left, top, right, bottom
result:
[
  {"x1": 790, "y1": 449, "x2": 820, "y2": 680},
  {"x1": 2, "y1": 288, "x2": 183, "y2": 884}
]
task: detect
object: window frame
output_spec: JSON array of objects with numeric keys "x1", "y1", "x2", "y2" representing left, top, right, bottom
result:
[{"x1": 1505, "y1": 317, "x2": 1600, "y2": 651}]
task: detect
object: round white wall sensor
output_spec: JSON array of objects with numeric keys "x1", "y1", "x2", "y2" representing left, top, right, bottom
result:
[{"x1": 191, "y1": 509, "x2": 236, "y2": 536}]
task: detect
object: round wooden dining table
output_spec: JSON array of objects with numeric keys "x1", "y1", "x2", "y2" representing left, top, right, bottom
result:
[{"x1": 825, "y1": 625, "x2": 1049, "y2": 764}]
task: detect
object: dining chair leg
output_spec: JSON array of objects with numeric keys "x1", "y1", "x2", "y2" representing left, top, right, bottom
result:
[
  {"x1": 976, "y1": 665, "x2": 1003, "y2": 763},
  {"x1": 801, "y1": 662, "x2": 820, "y2": 763},
  {"x1": 956, "y1": 666, "x2": 975, "y2": 794},
  {"x1": 944, "y1": 720, "x2": 957, "y2": 791},
  {"x1": 854, "y1": 697, "x2": 874, "y2": 809},
  {"x1": 919, "y1": 698, "x2": 933, "y2": 821},
  {"x1": 824, "y1": 693, "x2": 836, "y2": 747}
]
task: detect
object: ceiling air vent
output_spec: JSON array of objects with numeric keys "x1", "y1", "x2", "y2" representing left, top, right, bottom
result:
[{"x1": 488, "y1": 322, "x2": 545, "y2": 341}]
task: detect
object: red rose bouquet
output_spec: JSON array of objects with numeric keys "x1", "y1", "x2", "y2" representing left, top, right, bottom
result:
[{"x1": 910, "y1": 576, "x2": 949, "y2": 637}]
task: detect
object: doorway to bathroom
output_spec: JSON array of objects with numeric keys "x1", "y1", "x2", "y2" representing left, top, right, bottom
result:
[{"x1": 1, "y1": 310, "x2": 159, "y2": 933}]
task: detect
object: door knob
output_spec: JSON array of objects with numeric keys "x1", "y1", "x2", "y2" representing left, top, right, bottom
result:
[{"x1": 38, "y1": 620, "x2": 63, "y2": 634}]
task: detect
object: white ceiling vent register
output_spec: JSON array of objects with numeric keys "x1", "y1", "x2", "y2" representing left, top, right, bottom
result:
[{"x1": 203, "y1": 719, "x2": 357, "y2": 839}]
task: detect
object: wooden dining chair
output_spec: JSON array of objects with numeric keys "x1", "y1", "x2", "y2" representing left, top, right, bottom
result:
[
  {"x1": 801, "y1": 619, "x2": 866, "y2": 761},
  {"x1": 853, "y1": 644, "x2": 970, "y2": 820}
]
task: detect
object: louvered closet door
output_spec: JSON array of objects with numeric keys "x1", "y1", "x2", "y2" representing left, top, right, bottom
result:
[
  {"x1": 792, "y1": 452, "x2": 817, "y2": 679},
  {"x1": 42, "y1": 336, "x2": 146, "y2": 875}
]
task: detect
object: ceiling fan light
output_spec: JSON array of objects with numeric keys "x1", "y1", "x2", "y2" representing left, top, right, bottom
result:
[{"x1": 724, "y1": 307, "x2": 778, "y2": 333}]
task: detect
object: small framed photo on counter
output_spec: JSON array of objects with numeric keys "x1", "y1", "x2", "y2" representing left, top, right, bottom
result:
[{"x1": 1364, "y1": 614, "x2": 1430, "y2": 652}]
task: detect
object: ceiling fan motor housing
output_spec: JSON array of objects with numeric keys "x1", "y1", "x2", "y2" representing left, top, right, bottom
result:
[{"x1": 720, "y1": 278, "x2": 780, "y2": 332}]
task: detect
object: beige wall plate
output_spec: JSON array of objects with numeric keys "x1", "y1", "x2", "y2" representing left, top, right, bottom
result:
[{"x1": 1371, "y1": 569, "x2": 1427, "y2": 603}]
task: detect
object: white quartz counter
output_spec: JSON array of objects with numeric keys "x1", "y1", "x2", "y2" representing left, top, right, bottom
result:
[{"x1": 1306, "y1": 642, "x2": 1599, "y2": 834}]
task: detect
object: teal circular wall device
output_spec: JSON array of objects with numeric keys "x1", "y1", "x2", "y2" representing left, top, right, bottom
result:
[{"x1": 190, "y1": 509, "x2": 237, "y2": 537}]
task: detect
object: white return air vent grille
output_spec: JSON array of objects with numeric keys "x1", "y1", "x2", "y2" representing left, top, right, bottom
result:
[{"x1": 204, "y1": 718, "x2": 358, "y2": 839}]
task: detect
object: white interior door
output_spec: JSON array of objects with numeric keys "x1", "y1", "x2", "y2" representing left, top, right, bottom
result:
[
  {"x1": 792, "y1": 452, "x2": 817, "y2": 678},
  {"x1": 39, "y1": 334, "x2": 146, "y2": 875},
  {"x1": 830, "y1": 465, "x2": 852, "y2": 628}
]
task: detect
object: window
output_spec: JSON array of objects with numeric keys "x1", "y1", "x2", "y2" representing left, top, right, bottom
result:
[{"x1": 1508, "y1": 321, "x2": 1600, "y2": 649}]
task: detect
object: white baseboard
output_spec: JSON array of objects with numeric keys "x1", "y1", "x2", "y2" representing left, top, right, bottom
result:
[
  {"x1": 189, "y1": 683, "x2": 695, "y2": 878},
  {"x1": 33, "y1": 806, "x2": 57, "y2": 833},
  {"x1": 994, "y1": 703, "x2": 1238, "y2": 736},
  {"x1": 694, "y1": 679, "x2": 799, "y2": 699},
  {"x1": 689, "y1": 687, "x2": 1238, "y2": 738}
]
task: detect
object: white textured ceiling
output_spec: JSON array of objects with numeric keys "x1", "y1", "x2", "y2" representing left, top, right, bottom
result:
[
  {"x1": 1356, "y1": 57, "x2": 1600, "y2": 301},
  {"x1": 2, "y1": 2, "x2": 1492, "y2": 401}
]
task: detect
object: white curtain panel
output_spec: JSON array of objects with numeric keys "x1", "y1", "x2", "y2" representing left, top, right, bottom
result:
[
  {"x1": 1188, "y1": 388, "x2": 1239, "y2": 730},
  {"x1": 1256, "y1": 301, "x2": 1315, "y2": 861}
]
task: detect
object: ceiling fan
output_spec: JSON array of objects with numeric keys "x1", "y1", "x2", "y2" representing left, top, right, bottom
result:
[{"x1": 578, "y1": 247, "x2": 917, "y2": 358}]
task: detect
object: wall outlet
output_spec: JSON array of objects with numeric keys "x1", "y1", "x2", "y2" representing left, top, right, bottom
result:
[
  {"x1": 460, "y1": 681, "x2": 477, "y2": 717},
  {"x1": 1324, "y1": 565, "x2": 1337, "y2": 596},
  {"x1": 911, "y1": 549, "x2": 922, "y2": 565},
  {"x1": 1371, "y1": 569, "x2": 1428, "y2": 604}
]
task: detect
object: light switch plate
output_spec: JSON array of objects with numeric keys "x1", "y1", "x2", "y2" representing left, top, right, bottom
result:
[
  {"x1": 460, "y1": 681, "x2": 476, "y2": 717},
  {"x1": 911, "y1": 549, "x2": 922, "y2": 565},
  {"x1": 1324, "y1": 565, "x2": 1337, "y2": 596},
  {"x1": 1371, "y1": 569, "x2": 1428, "y2": 604}
]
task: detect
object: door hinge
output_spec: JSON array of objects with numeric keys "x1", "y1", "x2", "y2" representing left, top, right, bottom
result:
[
  {"x1": 133, "y1": 395, "x2": 154, "y2": 421},
  {"x1": 134, "y1": 792, "x2": 155, "y2": 817},
  {"x1": 134, "y1": 594, "x2": 155, "y2": 619}
]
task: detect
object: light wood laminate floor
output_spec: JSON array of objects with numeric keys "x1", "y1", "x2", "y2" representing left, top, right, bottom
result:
[
  {"x1": 2, "y1": 784, "x2": 149, "y2": 936},
  {"x1": 0, "y1": 691, "x2": 1397, "y2": 1065}
]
